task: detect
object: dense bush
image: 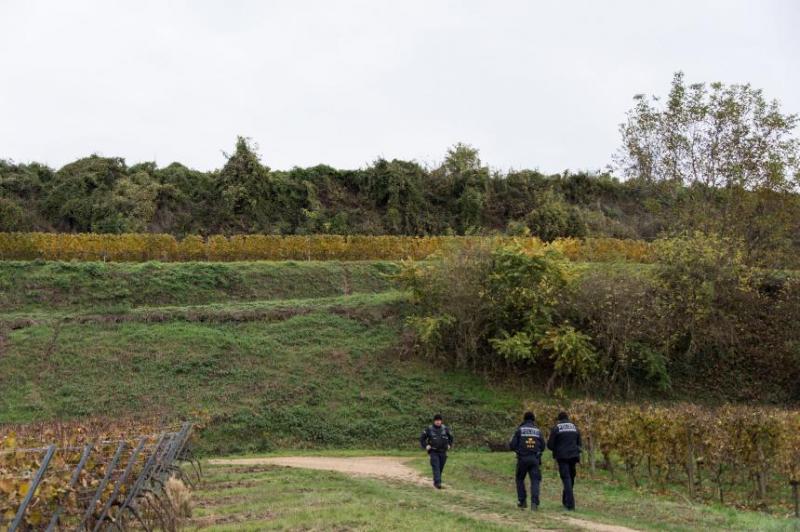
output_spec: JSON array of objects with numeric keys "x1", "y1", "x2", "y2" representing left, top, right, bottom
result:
[
  {"x1": 400, "y1": 236, "x2": 800, "y2": 401},
  {"x1": 650, "y1": 234, "x2": 799, "y2": 400},
  {"x1": 566, "y1": 268, "x2": 668, "y2": 393},
  {"x1": 399, "y1": 245, "x2": 598, "y2": 388}
]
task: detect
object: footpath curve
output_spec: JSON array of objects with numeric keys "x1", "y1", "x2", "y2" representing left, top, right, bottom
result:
[{"x1": 208, "y1": 456, "x2": 639, "y2": 532}]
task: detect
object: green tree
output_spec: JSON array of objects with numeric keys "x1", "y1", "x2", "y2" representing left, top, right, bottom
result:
[
  {"x1": 215, "y1": 137, "x2": 274, "y2": 232},
  {"x1": 525, "y1": 189, "x2": 587, "y2": 241},
  {"x1": 0, "y1": 160, "x2": 53, "y2": 230},
  {"x1": 0, "y1": 197, "x2": 26, "y2": 231},
  {"x1": 153, "y1": 162, "x2": 216, "y2": 235},
  {"x1": 364, "y1": 159, "x2": 427, "y2": 234},
  {"x1": 432, "y1": 143, "x2": 489, "y2": 233},
  {"x1": 41, "y1": 155, "x2": 129, "y2": 232},
  {"x1": 615, "y1": 72, "x2": 800, "y2": 261}
]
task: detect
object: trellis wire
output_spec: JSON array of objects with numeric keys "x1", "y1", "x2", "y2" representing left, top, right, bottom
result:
[
  {"x1": 45, "y1": 443, "x2": 92, "y2": 532},
  {"x1": 4, "y1": 423, "x2": 195, "y2": 532},
  {"x1": 8, "y1": 445, "x2": 56, "y2": 532}
]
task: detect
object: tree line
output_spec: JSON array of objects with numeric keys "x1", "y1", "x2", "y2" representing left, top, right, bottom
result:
[
  {"x1": 0, "y1": 141, "x2": 675, "y2": 240},
  {"x1": 1, "y1": 73, "x2": 798, "y2": 267}
]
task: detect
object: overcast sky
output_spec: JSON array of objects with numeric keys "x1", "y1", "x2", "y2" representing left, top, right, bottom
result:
[{"x1": 1, "y1": 1, "x2": 797, "y2": 174}]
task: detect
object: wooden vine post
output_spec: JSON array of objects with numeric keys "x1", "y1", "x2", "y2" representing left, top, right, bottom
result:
[{"x1": 686, "y1": 430, "x2": 696, "y2": 499}]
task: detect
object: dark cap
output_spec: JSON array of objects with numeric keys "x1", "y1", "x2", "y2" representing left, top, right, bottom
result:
[
  {"x1": 433, "y1": 413, "x2": 443, "y2": 421},
  {"x1": 557, "y1": 411, "x2": 569, "y2": 421},
  {"x1": 523, "y1": 411, "x2": 535, "y2": 422}
]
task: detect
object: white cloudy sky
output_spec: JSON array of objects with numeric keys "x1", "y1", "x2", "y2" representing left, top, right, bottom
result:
[{"x1": 1, "y1": 0, "x2": 797, "y2": 173}]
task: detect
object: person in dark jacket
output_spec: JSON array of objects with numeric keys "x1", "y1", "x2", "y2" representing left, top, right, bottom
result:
[
  {"x1": 547, "y1": 411, "x2": 582, "y2": 510},
  {"x1": 419, "y1": 414, "x2": 453, "y2": 488},
  {"x1": 509, "y1": 411, "x2": 545, "y2": 510}
]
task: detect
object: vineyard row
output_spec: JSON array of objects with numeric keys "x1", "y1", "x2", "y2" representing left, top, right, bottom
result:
[
  {"x1": 526, "y1": 401, "x2": 800, "y2": 516},
  {"x1": 0, "y1": 232, "x2": 653, "y2": 262},
  {"x1": 0, "y1": 423, "x2": 196, "y2": 531}
]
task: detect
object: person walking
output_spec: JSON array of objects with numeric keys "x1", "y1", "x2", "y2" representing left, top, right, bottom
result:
[
  {"x1": 419, "y1": 414, "x2": 453, "y2": 489},
  {"x1": 547, "y1": 411, "x2": 582, "y2": 511},
  {"x1": 509, "y1": 411, "x2": 545, "y2": 511}
]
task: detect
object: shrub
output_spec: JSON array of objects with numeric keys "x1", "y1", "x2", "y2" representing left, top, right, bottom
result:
[
  {"x1": 399, "y1": 244, "x2": 601, "y2": 388},
  {"x1": 566, "y1": 268, "x2": 668, "y2": 393}
]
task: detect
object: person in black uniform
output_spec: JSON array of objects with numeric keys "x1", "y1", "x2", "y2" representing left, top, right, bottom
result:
[
  {"x1": 419, "y1": 413, "x2": 453, "y2": 489},
  {"x1": 547, "y1": 411, "x2": 582, "y2": 511},
  {"x1": 509, "y1": 411, "x2": 545, "y2": 510}
]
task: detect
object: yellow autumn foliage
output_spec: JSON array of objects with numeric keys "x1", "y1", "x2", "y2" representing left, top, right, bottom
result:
[
  {"x1": 524, "y1": 399, "x2": 800, "y2": 508},
  {"x1": 0, "y1": 232, "x2": 656, "y2": 263}
]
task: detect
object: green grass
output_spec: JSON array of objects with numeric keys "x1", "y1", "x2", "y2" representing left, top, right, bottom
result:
[
  {"x1": 191, "y1": 452, "x2": 798, "y2": 531},
  {"x1": 0, "y1": 260, "x2": 399, "y2": 312},
  {"x1": 3, "y1": 259, "x2": 799, "y2": 528},
  {"x1": 191, "y1": 464, "x2": 532, "y2": 531},
  {"x1": 407, "y1": 453, "x2": 798, "y2": 531},
  {"x1": 0, "y1": 283, "x2": 525, "y2": 453}
]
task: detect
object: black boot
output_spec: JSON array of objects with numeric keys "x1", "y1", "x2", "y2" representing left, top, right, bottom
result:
[
  {"x1": 517, "y1": 501, "x2": 526, "y2": 509},
  {"x1": 531, "y1": 503, "x2": 539, "y2": 511}
]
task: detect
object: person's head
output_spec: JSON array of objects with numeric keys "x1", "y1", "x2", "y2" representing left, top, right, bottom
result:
[
  {"x1": 523, "y1": 411, "x2": 535, "y2": 423},
  {"x1": 433, "y1": 414, "x2": 443, "y2": 427},
  {"x1": 557, "y1": 411, "x2": 569, "y2": 422}
]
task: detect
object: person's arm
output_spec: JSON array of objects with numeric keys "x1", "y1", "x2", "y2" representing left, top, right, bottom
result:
[
  {"x1": 446, "y1": 427, "x2": 454, "y2": 448},
  {"x1": 509, "y1": 428, "x2": 520, "y2": 451},
  {"x1": 576, "y1": 429, "x2": 582, "y2": 452},
  {"x1": 419, "y1": 429, "x2": 429, "y2": 450},
  {"x1": 537, "y1": 433, "x2": 546, "y2": 454},
  {"x1": 547, "y1": 426, "x2": 557, "y2": 451}
]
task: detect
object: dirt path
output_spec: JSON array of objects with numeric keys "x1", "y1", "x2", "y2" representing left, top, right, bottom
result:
[
  {"x1": 209, "y1": 456, "x2": 429, "y2": 485},
  {"x1": 208, "y1": 456, "x2": 639, "y2": 532}
]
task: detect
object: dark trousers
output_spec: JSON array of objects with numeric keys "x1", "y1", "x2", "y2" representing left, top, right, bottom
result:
[
  {"x1": 557, "y1": 458, "x2": 578, "y2": 509},
  {"x1": 515, "y1": 455, "x2": 541, "y2": 506},
  {"x1": 429, "y1": 451, "x2": 447, "y2": 486}
]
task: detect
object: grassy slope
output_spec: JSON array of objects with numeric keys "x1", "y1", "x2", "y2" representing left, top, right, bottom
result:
[
  {"x1": 0, "y1": 260, "x2": 523, "y2": 454},
  {"x1": 0, "y1": 260, "x2": 399, "y2": 311},
  {"x1": 3, "y1": 260, "x2": 798, "y2": 529},
  {"x1": 192, "y1": 453, "x2": 794, "y2": 531}
]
